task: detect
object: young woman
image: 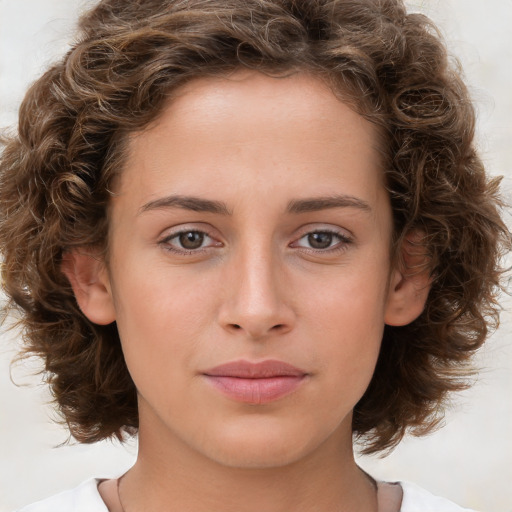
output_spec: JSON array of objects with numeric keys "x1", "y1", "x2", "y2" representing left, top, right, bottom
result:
[{"x1": 0, "y1": 0, "x2": 509, "y2": 510}]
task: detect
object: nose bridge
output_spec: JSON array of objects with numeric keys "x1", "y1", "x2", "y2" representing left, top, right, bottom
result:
[
  {"x1": 220, "y1": 235, "x2": 293, "y2": 338},
  {"x1": 240, "y1": 242, "x2": 278, "y2": 310}
]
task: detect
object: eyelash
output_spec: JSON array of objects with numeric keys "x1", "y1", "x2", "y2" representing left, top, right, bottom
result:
[{"x1": 158, "y1": 228, "x2": 353, "y2": 255}]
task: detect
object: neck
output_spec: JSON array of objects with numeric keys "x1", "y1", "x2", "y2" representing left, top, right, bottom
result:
[{"x1": 118, "y1": 416, "x2": 377, "y2": 512}]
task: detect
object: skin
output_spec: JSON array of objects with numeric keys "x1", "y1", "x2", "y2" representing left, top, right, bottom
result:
[{"x1": 65, "y1": 71, "x2": 430, "y2": 511}]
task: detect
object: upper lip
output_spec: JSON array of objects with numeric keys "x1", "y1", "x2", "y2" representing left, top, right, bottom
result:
[{"x1": 203, "y1": 359, "x2": 307, "y2": 378}]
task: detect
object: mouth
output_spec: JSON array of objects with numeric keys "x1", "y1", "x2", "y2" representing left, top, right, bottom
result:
[{"x1": 202, "y1": 360, "x2": 308, "y2": 404}]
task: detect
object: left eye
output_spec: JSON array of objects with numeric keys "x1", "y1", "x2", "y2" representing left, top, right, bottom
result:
[{"x1": 294, "y1": 231, "x2": 349, "y2": 250}]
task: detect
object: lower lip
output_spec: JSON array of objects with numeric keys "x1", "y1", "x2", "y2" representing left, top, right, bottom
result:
[{"x1": 204, "y1": 375, "x2": 306, "y2": 404}]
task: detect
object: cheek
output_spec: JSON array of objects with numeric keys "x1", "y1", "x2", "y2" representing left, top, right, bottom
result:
[
  {"x1": 300, "y1": 261, "x2": 390, "y2": 385},
  {"x1": 109, "y1": 260, "x2": 218, "y2": 388},
  {"x1": 113, "y1": 251, "x2": 216, "y2": 325},
  {"x1": 303, "y1": 260, "x2": 390, "y2": 335}
]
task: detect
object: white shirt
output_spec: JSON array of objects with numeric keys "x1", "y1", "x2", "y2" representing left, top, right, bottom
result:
[{"x1": 17, "y1": 478, "x2": 476, "y2": 512}]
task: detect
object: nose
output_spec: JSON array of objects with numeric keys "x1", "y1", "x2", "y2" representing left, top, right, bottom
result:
[{"x1": 217, "y1": 245, "x2": 295, "y2": 340}]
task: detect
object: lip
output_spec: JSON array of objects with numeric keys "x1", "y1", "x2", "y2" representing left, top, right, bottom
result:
[{"x1": 203, "y1": 360, "x2": 308, "y2": 404}]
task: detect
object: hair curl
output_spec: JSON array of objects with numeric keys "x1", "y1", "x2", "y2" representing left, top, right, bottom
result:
[{"x1": 0, "y1": 0, "x2": 509, "y2": 454}]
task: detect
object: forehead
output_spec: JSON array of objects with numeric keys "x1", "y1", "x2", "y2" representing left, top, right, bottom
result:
[
  {"x1": 117, "y1": 70, "x2": 385, "y2": 209},
  {"x1": 151, "y1": 70, "x2": 378, "y2": 150}
]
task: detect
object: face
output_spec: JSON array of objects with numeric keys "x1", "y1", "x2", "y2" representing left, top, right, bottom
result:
[{"x1": 83, "y1": 71, "x2": 405, "y2": 468}]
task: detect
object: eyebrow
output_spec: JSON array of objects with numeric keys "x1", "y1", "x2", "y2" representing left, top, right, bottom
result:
[
  {"x1": 139, "y1": 195, "x2": 232, "y2": 215},
  {"x1": 138, "y1": 193, "x2": 372, "y2": 216},
  {"x1": 286, "y1": 195, "x2": 372, "y2": 214}
]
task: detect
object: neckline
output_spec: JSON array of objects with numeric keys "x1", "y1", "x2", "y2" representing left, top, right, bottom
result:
[{"x1": 97, "y1": 476, "x2": 403, "y2": 512}]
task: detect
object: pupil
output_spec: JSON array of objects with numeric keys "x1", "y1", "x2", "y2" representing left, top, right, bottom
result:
[
  {"x1": 308, "y1": 232, "x2": 332, "y2": 249},
  {"x1": 179, "y1": 231, "x2": 204, "y2": 249}
]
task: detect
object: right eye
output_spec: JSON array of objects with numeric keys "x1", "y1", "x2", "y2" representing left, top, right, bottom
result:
[{"x1": 159, "y1": 229, "x2": 221, "y2": 254}]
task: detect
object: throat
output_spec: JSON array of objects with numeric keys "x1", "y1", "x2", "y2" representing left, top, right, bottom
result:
[{"x1": 99, "y1": 463, "x2": 380, "y2": 512}]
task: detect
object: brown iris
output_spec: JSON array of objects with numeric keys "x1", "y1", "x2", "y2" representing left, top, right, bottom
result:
[
  {"x1": 307, "y1": 232, "x2": 334, "y2": 249},
  {"x1": 179, "y1": 231, "x2": 205, "y2": 250}
]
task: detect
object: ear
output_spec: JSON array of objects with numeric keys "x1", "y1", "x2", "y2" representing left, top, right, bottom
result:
[
  {"x1": 384, "y1": 230, "x2": 433, "y2": 327},
  {"x1": 61, "y1": 249, "x2": 116, "y2": 325}
]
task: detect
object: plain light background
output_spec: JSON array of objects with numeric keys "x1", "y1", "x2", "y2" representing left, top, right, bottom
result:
[{"x1": 0, "y1": 0, "x2": 511, "y2": 510}]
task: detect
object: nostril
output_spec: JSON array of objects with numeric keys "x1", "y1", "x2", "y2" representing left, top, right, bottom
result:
[{"x1": 225, "y1": 322, "x2": 290, "y2": 336}]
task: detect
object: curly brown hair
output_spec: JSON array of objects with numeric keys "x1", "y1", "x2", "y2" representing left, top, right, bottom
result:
[{"x1": 0, "y1": 0, "x2": 509, "y2": 454}]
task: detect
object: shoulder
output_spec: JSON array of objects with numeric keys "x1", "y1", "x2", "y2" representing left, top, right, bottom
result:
[
  {"x1": 399, "y1": 481, "x2": 477, "y2": 512},
  {"x1": 16, "y1": 478, "x2": 108, "y2": 512}
]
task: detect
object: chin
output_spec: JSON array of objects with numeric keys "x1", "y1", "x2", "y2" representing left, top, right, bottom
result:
[
  {"x1": 209, "y1": 443, "x2": 309, "y2": 470},
  {"x1": 196, "y1": 418, "x2": 325, "y2": 470}
]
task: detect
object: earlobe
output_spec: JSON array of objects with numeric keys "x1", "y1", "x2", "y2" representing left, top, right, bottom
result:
[
  {"x1": 61, "y1": 249, "x2": 116, "y2": 325},
  {"x1": 384, "y1": 231, "x2": 433, "y2": 327}
]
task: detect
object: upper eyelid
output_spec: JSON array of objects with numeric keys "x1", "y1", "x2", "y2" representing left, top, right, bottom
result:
[
  {"x1": 161, "y1": 230, "x2": 212, "y2": 242},
  {"x1": 299, "y1": 227, "x2": 350, "y2": 237},
  {"x1": 294, "y1": 230, "x2": 352, "y2": 245},
  {"x1": 294, "y1": 224, "x2": 354, "y2": 240},
  {"x1": 158, "y1": 223, "x2": 218, "y2": 240}
]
